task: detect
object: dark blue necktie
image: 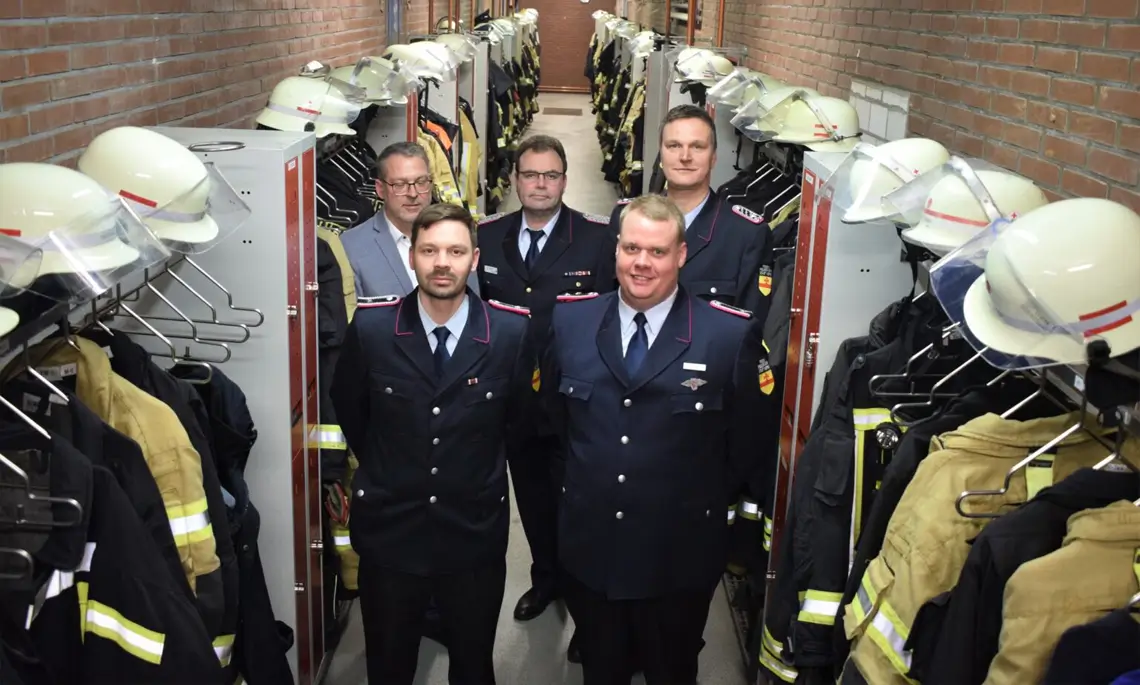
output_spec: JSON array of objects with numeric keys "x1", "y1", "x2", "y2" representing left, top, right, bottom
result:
[
  {"x1": 524, "y1": 228, "x2": 544, "y2": 270},
  {"x1": 433, "y1": 327, "x2": 451, "y2": 377},
  {"x1": 625, "y1": 312, "x2": 648, "y2": 376}
]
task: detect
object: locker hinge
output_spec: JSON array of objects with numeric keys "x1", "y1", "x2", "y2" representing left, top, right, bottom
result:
[
  {"x1": 305, "y1": 282, "x2": 319, "y2": 292},
  {"x1": 310, "y1": 539, "x2": 324, "y2": 552},
  {"x1": 294, "y1": 582, "x2": 305, "y2": 593},
  {"x1": 287, "y1": 304, "x2": 298, "y2": 318}
]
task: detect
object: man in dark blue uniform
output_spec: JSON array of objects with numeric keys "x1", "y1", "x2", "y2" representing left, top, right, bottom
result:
[
  {"x1": 607, "y1": 104, "x2": 773, "y2": 328},
  {"x1": 542, "y1": 195, "x2": 767, "y2": 684},
  {"x1": 477, "y1": 135, "x2": 618, "y2": 623},
  {"x1": 331, "y1": 203, "x2": 534, "y2": 685}
]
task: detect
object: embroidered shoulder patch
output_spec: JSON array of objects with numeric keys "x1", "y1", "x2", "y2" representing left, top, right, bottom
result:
[
  {"x1": 557, "y1": 292, "x2": 600, "y2": 303},
  {"x1": 487, "y1": 299, "x2": 531, "y2": 316},
  {"x1": 709, "y1": 300, "x2": 752, "y2": 319},
  {"x1": 732, "y1": 204, "x2": 764, "y2": 224},
  {"x1": 582, "y1": 212, "x2": 610, "y2": 224},
  {"x1": 478, "y1": 212, "x2": 508, "y2": 225},
  {"x1": 357, "y1": 295, "x2": 401, "y2": 308}
]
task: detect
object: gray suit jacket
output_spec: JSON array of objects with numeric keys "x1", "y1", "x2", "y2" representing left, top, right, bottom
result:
[{"x1": 341, "y1": 211, "x2": 480, "y2": 298}]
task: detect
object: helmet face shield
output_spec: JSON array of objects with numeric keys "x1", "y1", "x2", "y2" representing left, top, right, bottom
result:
[
  {"x1": 0, "y1": 235, "x2": 43, "y2": 300},
  {"x1": 708, "y1": 69, "x2": 753, "y2": 107},
  {"x1": 32, "y1": 198, "x2": 171, "y2": 298},
  {"x1": 888, "y1": 159, "x2": 1015, "y2": 255},
  {"x1": 132, "y1": 163, "x2": 251, "y2": 255},
  {"x1": 730, "y1": 99, "x2": 772, "y2": 142},
  {"x1": 931, "y1": 219, "x2": 1076, "y2": 369},
  {"x1": 825, "y1": 143, "x2": 924, "y2": 225}
]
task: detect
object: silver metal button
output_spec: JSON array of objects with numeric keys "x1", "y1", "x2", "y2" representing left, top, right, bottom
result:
[
  {"x1": 615, "y1": 511, "x2": 624, "y2": 520},
  {"x1": 621, "y1": 435, "x2": 629, "y2": 444},
  {"x1": 357, "y1": 489, "x2": 364, "y2": 497},
  {"x1": 562, "y1": 486, "x2": 566, "y2": 493},
  {"x1": 501, "y1": 495, "x2": 506, "y2": 502},
  {"x1": 431, "y1": 467, "x2": 439, "y2": 475},
  {"x1": 432, "y1": 407, "x2": 441, "y2": 415},
  {"x1": 623, "y1": 398, "x2": 632, "y2": 407},
  {"x1": 618, "y1": 475, "x2": 626, "y2": 483},
  {"x1": 432, "y1": 437, "x2": 440, "y2": 445},
  {"x1": 429, "y1": 495, "x2": 438, "y2": 504},
  {"x1": 384, "y1": 387, "x2": 393, "y2": 394},
  {"x1": 526, "y1": 287, "x2": 533, "y2": 293},
  {"x1": 568, "y1": 386, "x2": 574, "y2": 394},
  {"x1": 695, "y1": 402, "x2": 704, "y2": 411},
  {"x1": 485, "y1": 391, "x2": 493, "y2": 400},
  {"x1": 710, "y1": 287, "x2": 718, "y2": 294},
  {"x1": 705, "y1": 509, "x2": 711, "y2": 516},
  {"x1": 575, "y1": 281, "x2": 582, "y2": 287}
]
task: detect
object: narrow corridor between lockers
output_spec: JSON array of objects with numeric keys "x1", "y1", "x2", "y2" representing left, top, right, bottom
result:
[{"x1": 323, "y1": 93, "x2": 749, "y2": 685}]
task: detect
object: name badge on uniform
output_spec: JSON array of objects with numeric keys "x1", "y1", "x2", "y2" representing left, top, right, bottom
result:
[
  {"x1": 683, "y1": 362, "x2": 707, "y2": 372},
  {"x1": 485, "y1": 265, "x2": 499, "y2": 275}
]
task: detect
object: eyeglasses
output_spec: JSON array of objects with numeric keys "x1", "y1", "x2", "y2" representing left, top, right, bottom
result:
[
  {"x1": 518, "y1": 170, "x2": 565, "y2": 183},
  {"x1": 382, "y1": 177, "x2": 434, "y2": 195}
]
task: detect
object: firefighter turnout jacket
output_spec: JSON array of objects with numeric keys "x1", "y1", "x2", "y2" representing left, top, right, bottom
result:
[{"x1": 840, "y1": 412, "x2": 1139, "y2": 685}]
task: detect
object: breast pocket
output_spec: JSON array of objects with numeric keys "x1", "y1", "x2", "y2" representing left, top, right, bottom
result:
[
  {"x1": 370, "y1": 373, "x2": 417, "y2": 429},
  {"x1": 559, "y1": 377, "x2": 593, "y2": 402},
  {"x1": 688, "y1": 279, "x2": 736, "y2": 302},
  {"x1": 670, "y1": 390, "x2": 724, "y2": 415}
]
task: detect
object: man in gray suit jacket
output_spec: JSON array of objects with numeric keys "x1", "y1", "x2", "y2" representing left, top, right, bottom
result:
[{"x1": 342, "y1": 141, "x2": 480, "y2": 298}]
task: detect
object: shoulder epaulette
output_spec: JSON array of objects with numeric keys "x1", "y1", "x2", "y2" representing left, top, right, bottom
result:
[
  {"x1": 616, "y1": 198, "x2": 633, "y2": 205},
  {"x1": 732, "y1": 204, "x2": 764, "y2": 225},
  {"x1": 357, "y1": 295, "x2": 401, "y2": 308},
  {"x1": 478, "y1": 212, "x2": 508, "y2": 225},
  {"x1": 557, "y1": 292, "x2": 600, "y2": 303},
  {"x1": 487, "y1": 299, "x2": 530, "y2": 316},
  {"x1": 581, "y1": 212, "x2": 610, "y2": 224},
  {"x1": 709, "y1": 300, "x2": 753, "y2": 319}
]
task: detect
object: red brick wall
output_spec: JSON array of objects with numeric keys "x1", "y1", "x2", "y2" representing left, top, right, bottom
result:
[
  {"x1": 0, "y1": 0, "x2": 390, "y2": 165},
  {"x1": 722, "y1": 0, "x2": 1140, "y2": 211}
]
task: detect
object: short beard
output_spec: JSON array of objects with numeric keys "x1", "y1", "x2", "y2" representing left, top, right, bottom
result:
[{"x1": 420, "y1": 274, "x2": 466, "y2": 300}]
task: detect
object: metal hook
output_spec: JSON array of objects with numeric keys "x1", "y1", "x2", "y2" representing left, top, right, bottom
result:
[
  {"x1": 0, "y1": 450, "x2": 84, "y2": 528},
  {"x1": 156, "y1": 271, "x2": 252, "y2": 343},
  {"x1": 184, "y1": 258, "x2": 264, "y2": 327},
  {"x1": 888, "y1": 347, "x2": 987, "y2": 425},
  {"x1": 19, "y1": 341, "x2": 69, "y2": 405},
  {"x1": 0, "y1": 394, "x2": 51, "y2": 441},
  {"x1": 0, "y1": 548, "x2": 34, "y2": 581},
  {"x1": 955, "y1": 420, "x2": 1086, "y2": 519}
]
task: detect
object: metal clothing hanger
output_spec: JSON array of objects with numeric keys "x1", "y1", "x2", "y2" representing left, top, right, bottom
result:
[
  {"x1": 112, "y1": 299, "x2": 214, "y2": 385},
  {"x1": 0, "y1": 450, "x2": 84, "y2": 529}
]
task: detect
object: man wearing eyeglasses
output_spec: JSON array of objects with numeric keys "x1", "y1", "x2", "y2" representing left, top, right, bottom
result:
[
  {"x1": 342, "y1": 141, "x2": 481, "y2": 299},
  {"x1": 476, "y1": 135, "x2": 618, "y2": 628}
]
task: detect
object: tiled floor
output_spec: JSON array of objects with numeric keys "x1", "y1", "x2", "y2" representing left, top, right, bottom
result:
[{"x1": 323, "y1": 93, "x2": 748, "y2": 685}]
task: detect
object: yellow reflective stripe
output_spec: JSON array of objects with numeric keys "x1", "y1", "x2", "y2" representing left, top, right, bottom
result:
[
  {"x1": 214, "y1": 634, "x2": 236, "y2": 667},
  {"x1": 738, "y1": 498, "x2": 761, "y2": 520},
  {"x1": 799, "y1": 590, "x2": 843, "y2": 625},
  {"x1": 167, "y1": 498, "x2": 211, "y2": 541},
  {"x1": 314, "y1": 424, "x2": 346, "y2": 450},
  {"x1": 851, "y1": 408, "x2": 891, "y2": 426},
  {"x1": 758, "y1": 643, "x2": 797, "y2": 682},
  {"x1": 78, "y1": 581, "x2": 89, "y2": 642},
  {"x1": 762, "y1": 625, "x2": 784, "y2": 659},
  {"x1": 85, "y1": 599, "x2": 166, "y2": 665},
  {"x1": 866, "y1": 599, "x2": 915, "y2": 680},
  {"x1": 850, "y1": 573, "x2": 873, "y2": 625},
  {"x1": 853, "y1": 429, "x2": 866, "y2": 557}
]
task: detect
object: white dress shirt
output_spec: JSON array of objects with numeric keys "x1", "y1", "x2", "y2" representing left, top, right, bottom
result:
[
  {"x1": 386, "y1": 211, "x2": 417, "y2": 287},
  {"x1": 617, "y1": 287, "x2": 679, "y2": 354},
  {"x1": 419, "y1": 294, "x2": 469, "y2": 355},
  {"x1": 517, "y1": 207, "x2": 562, "y2": 259},
  {"x1": 683, "y1": 192, "x2": 711, "y2": 230}
]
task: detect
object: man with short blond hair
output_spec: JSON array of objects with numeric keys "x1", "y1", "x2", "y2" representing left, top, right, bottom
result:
[{"x1": 539, "y1": 193, "x2": 767, "y2": 685}]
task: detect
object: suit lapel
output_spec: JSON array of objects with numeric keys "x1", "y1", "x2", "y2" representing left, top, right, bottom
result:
[
  {"x1": 627, "y1": 294, "x2": 692, "y2": 395},
  {"x1": 596, "y1": 296, "x2": 629, "y2": 387},
  {"x1": 393, "y1": 295, "x2": 436, "y2": 382},
  {"x1": 500, "y1": 212, "x2": 528, "y2": 282},
  {"x1": 529, "y1": 209, "x2": 572, "y2": 278},
  {"x1": 436, "y1": 296, "x2": 490, "y2": 397},
  {"x1": 683, "y1": 193, "x2": 721, "y2": 265},
  {"x1": 374, "y1": 214, "x2": 414, "y2": 295}
]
